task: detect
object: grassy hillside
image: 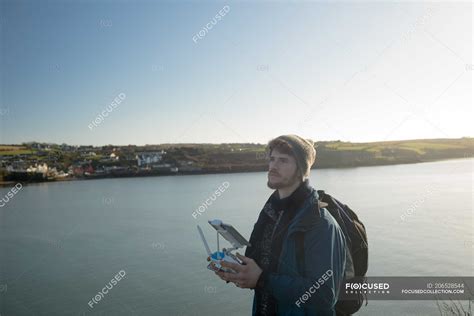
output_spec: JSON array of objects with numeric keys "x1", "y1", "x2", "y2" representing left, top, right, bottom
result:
[{"x1": 1, "y1": 138, "x2": 472, "y2": 175}]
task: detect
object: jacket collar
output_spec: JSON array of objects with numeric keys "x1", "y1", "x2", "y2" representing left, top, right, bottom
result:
[
  {"x1": 286, "y1": 189, "x2": 321, "y2": 234},
  {"x1": 269, "y1": 179, "x2": 312, "y2": 213}
]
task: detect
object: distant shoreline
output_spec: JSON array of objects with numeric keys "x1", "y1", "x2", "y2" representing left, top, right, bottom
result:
[
  {"x1": 1, "y1": 137, "x2": 472, "y2": 186},
  {"x1": 1, "y1": 156, "x2": 471, "y2": 188}
]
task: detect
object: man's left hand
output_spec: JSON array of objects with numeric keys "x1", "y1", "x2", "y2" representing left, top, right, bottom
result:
[{"x1": 215, "y1": 253, "x2": 262, "y2": 289}]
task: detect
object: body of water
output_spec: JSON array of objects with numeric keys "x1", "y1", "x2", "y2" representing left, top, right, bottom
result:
[{"x1": 0, "y1": 158, "x2": 472, "y2": 315}]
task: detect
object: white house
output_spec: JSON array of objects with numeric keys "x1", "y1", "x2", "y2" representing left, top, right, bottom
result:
[{"x1": 135, "y1": 151, "x2": 166, "y2": 167}]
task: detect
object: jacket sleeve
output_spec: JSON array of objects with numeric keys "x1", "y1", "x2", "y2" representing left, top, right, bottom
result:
[{"x1": 261, "y1": 217, "x2": 346, "y2": 310}]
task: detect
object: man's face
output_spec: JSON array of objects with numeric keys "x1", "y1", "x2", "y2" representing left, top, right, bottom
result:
[{"x1": 267, "y1": 149, "x2": 300, "y2": 189}]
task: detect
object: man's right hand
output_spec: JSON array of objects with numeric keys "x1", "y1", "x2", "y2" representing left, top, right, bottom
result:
[{"x1": 207, "y1": 256, "x2": 231, "y2": 283}]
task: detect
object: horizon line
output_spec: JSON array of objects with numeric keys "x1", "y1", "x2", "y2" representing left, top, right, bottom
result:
[{"x1": 1, "y1": 136, "x2": 472, "y2": 148}]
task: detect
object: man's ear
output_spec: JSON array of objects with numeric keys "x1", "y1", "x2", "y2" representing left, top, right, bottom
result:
[{"x1": 297, "y1": 168, "x2": 304, "y2": 182}]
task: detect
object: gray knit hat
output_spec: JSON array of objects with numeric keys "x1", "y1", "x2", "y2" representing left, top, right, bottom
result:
[{"x1": 268, "y1": 134, "x2": 316, "y2": 179}]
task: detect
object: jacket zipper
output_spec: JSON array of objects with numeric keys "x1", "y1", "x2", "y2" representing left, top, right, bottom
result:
[{"x1": 271, "y1": 210, "x2": 284, "y2": 241}]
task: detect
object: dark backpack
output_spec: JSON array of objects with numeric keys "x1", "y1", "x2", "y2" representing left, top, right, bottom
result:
[{"x1": 295, "y1": 190, "x2": 368, "y2": 315}]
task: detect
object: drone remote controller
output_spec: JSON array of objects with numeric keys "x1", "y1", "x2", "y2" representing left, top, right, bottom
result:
[{"x1": 197, "y1": 220, "x2": 251, "y2": 274}]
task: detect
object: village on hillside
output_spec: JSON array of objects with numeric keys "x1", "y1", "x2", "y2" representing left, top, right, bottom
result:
[{"x1": 0, "y1": 138, "x2": 472, "y2": 185}]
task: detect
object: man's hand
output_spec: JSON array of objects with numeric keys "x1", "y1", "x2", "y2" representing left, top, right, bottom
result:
[{"x1": 214, "y1": 253, "x2": 263, "y2": 289}]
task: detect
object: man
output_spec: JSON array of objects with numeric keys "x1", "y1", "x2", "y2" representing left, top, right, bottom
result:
[{"x1": 214, "y1": 135, "x2": 347, "y2": 315}]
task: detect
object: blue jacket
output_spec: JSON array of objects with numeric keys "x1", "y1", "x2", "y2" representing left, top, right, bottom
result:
[{"x1": 251, "y1": 189, "x2": 346, "y2": 316}]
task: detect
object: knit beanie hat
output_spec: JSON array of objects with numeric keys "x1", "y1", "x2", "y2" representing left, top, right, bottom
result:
[{"x1": 268, "y1": 135, "x2": 316, "y2": 179}]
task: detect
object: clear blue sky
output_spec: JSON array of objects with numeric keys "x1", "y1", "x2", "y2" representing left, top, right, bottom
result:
[{"x1": 1, "y1": 0, "x2": 472, "y2": 146}]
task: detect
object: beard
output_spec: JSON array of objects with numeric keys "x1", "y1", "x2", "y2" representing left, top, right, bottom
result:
[{"x1": 267, "y1": 171, "x2": 300, "y2": 189}]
